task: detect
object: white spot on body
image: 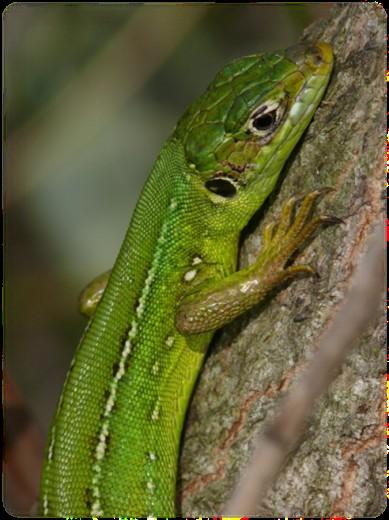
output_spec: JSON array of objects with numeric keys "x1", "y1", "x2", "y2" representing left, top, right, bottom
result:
[
  {"x1": 240, "y1": 279, "x2": 259, "y2": 294},
  {"x1": 47, "y1": 428, "x2": 56, "y2": 462},
  {"x1": 148, "y1": 451, "x2": 157, "y2": 461},
  {"x1": 184, "y1": 269, "x2": 197, "y2": 282},
  {"x1": 169, "y1": 199, "x2": 177, "y2": 210},
  {"x1": 192, "y1": 256, "x2": 202, "y2": 265},
  {"x1": 152, "y1": 361, "x2": 160, "y2": 375},
  {"x1": 165, "y1": 336, "x2": 174, "y2": 348},
  {"x1": 42, "y1": 496, "x2": 49, "y2": 516},
  {"x1": 91, "y1": 504, "x2": 103, "y2": 517},
  {"x1": 147, "y1": 480, "x2": 156, "y2": 492},
  {"x1": 151, "y1": 400, "x2": 160, "y2": 421}
]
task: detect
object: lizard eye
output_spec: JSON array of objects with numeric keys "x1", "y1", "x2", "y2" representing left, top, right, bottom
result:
[
  {"x1": 247, "y1": 100, "x2": 286, "y2": 140},
  {"x1": 252, "y1": 110, "x2": 277, "y2": 131}
]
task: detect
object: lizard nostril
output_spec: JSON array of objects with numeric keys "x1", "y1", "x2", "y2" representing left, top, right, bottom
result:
[{"x1": 308, "y1": 46, "x2": 324, "y2": 66}]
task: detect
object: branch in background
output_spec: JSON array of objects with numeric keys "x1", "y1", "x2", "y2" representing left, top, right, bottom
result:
[
  {"x1": 6, "y1": 6, "x2": 208, "y2": 204},
  {"x1": 223, "y1": 224, "x2": 385, "y2": 516}
]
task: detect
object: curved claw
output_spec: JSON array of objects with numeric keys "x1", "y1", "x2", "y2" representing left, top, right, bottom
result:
[
  {"x1": 288, "y1": 190, "x2": 322, "y2": 239},
  {"x1": 317, "y1": 186, "x2": 336, "y2": 196},
  {"x1": 320, "y1": 215, "x2": 344, "y2": 225},
  {"x1": 274, "y1": 196, "x2": 297, "y2": 239},
  {"x1": 284, "y1": 263, "x2": 318, "y2": 279},
  {"x1": 262, "y1": 222, "x2": 277, "y2": 247}
]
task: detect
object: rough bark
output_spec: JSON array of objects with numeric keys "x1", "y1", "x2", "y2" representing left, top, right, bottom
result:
[{"x1": 179, "y1": 3, "x2": 386, "y2": 517}]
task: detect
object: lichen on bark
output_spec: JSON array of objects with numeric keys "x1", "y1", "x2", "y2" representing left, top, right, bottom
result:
[{"x1": 178, "y1": 3, "x2": 386, "y2": 517}]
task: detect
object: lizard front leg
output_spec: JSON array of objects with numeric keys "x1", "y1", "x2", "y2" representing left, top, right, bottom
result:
[{"x1": 176, "y1": 189, "x2": 341, "y2": 335}]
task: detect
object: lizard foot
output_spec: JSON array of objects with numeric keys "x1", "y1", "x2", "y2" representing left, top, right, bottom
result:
[{"x1": 255, "y1": 188, "x2": 341, "y2": 286}]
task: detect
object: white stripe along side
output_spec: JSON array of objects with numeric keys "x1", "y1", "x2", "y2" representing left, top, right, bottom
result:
[{"x1": 90, "y1": 198, "x2": 177, "y2": 516}]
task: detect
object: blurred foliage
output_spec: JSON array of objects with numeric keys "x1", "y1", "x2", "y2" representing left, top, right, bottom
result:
[
  {"x1": 6, "y1": 5, "x2": 131, "y2": 132},
  {"x1": 4, "y1": 0, "x2": 333, "y2": 452}
]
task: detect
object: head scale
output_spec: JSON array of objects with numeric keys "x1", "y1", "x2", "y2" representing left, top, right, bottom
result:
[{"x1": 173, "y1": 42, "x2": 333, "y2": 231}]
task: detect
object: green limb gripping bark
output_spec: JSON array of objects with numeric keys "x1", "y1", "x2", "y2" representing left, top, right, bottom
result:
[
  {"x1": 176, "y1": 189, "x2": 340, "y2": 335},
  {"x1": 40, "y1": 42, "x2": 333, "y2": 517}
]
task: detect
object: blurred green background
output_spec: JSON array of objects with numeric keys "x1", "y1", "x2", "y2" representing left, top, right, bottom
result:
[{"x1": 4, "y1": 2, "x2": 333, "y2": 512}]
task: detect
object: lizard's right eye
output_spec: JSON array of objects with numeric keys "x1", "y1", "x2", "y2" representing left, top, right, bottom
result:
[
  {"x1": 252, "y1": 110, "x2": 277, "y2": 131},
  {"x1": 247, "y1": 99, "x2": 286, "y2": 142}
]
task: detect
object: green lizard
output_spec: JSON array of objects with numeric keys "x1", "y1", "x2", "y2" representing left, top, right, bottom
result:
[{"x1": 39, "y1": 40, "x2": 334, "y2": 517}]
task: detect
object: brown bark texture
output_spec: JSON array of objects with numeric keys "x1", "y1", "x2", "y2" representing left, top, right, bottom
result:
[{"x1": 178, "y1": 3, "x2": 386, "y2": 517}]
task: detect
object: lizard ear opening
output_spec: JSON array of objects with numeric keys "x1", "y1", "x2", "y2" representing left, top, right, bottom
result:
[{"x1": 204, "y1": 178, "x2": 238, "y2": 198}]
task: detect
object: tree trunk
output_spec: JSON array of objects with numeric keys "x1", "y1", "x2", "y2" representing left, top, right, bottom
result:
[{"x1": 179, "y1": 3, "x2": 386, "y2": 517}]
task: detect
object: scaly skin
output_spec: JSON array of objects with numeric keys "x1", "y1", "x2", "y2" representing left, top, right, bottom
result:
[{"x1": 39, "y1": 41, "x2": 333, "y2": 517}]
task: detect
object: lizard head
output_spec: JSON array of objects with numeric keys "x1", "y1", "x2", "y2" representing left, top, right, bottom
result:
[{"x1": 173, "y1": 41, "x2": 333, "y2": 231}]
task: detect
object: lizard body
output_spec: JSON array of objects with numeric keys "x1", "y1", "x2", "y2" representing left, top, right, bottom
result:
[{"x1": 40, "y1": 41, "x2": 333, "y2": 517}]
